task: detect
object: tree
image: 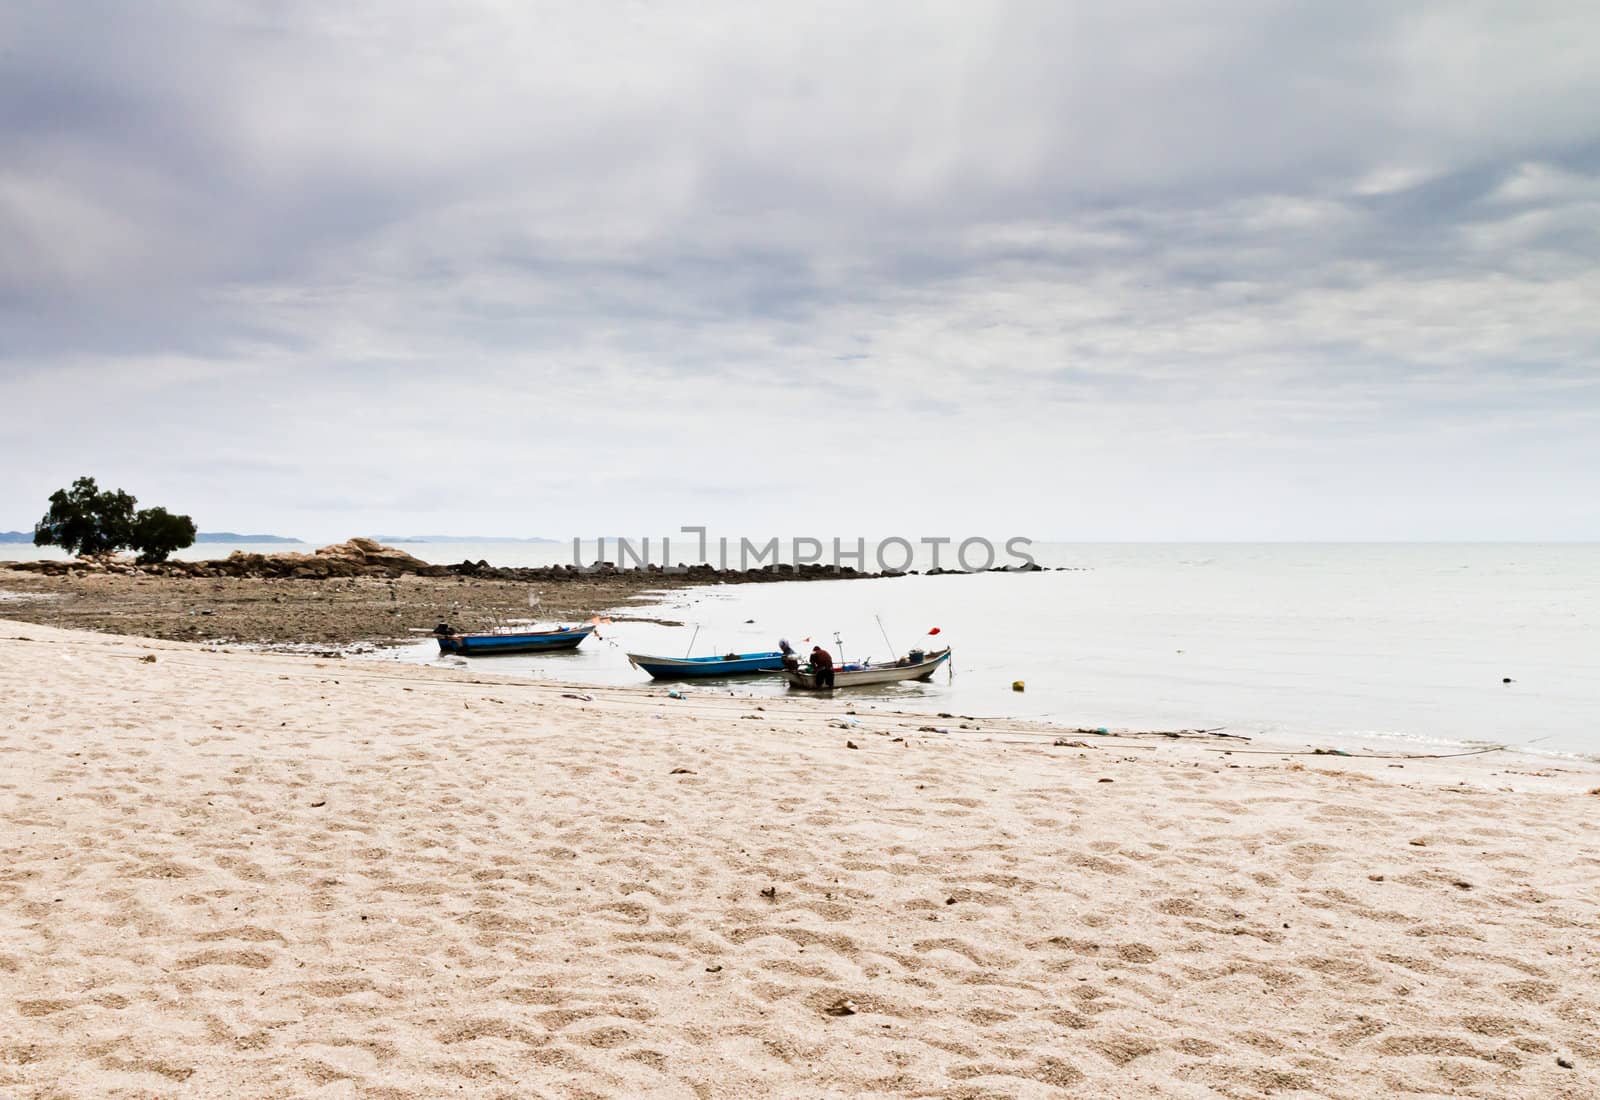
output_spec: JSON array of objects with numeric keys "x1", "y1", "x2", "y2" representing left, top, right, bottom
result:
[
  {"x1": 33, "y1": 477, "x2": 137, "y2": 557},
  {"x1": 33, "y1": 476, "x2": 197, "y2": 562},
  {"x1": 129, "y1": 506, "x2": 198, "y2": 564}
]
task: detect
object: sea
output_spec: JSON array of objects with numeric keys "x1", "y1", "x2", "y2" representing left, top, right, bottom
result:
[{"x1": 5, "y1": 540, "x2": 1595, "y2": 758}]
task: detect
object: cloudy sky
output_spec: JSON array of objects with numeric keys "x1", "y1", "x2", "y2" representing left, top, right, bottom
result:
[{"x1": 3, "y1": 1, "x2": 1597, "y2": 540}]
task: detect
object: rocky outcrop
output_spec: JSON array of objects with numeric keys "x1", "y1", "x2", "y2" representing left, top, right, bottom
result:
[
  {"x1": 3, "y1": 538, "x2": 1077, "y2": 581},
  {"x1": 5, "y1": 539, "x2": 452, "y2": 580}
]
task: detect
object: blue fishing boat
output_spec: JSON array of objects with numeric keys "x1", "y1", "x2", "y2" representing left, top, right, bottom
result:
[
  {"x1": 626, "y1": 651, "x2": 787, "y2": 680},
  {"x1": 434, "y1": 623, "x2": 594, "y2": 655}
]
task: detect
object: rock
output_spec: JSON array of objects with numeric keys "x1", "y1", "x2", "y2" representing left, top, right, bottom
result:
[
  {"x1": 846, "y1": 740, "x2": 859, "y2": 750},
  {"x1": 1097, "y1": 777, "x2": 1114, "y2": 783},
  {"x1": 139, "y1": 654, "x2": 157, "y2": 664},
  {"x1": 1557, "y1": 1056, "x2": 1574, "y2": 1068},
  {"x1": 759, "y1": 886, "x2": 777, "y2": 899}
]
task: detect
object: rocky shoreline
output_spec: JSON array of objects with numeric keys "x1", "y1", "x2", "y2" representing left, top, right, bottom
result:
[
  {"x1": 5, "y1": 536, "x2": 1048, "y2": 582},
  {"x1": 0, "y1": 538, "x2": 1052, "y2": 649}
]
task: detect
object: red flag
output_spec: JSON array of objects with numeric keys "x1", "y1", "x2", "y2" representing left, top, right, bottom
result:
[{"x1": 927, "y1": 627, "x2": 941, "y2": 635}]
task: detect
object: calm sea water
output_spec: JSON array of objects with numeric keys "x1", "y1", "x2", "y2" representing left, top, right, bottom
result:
[
  {"x1": 367, "y1": 543, "x2": 1596, "y2": 759},
  {"x1": 5, "y1": 540, "x2": 1593, "y2": 756}
]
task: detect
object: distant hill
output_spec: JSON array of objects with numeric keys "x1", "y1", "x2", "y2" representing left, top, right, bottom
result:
[
  {"x1": 0, "y1": 530, "x2": 300, "y2": 544},
  {"x1": 194, "y1": 533, "x2": 302, "y2": 544},
  {"x1": 367, "y1": 535, "x2": 560, "y2": 544}
]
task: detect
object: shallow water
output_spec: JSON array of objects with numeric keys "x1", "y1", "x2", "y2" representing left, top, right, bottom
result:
[{"x1": 373, "y1": 543, "x2": 1599, "y2": 758}]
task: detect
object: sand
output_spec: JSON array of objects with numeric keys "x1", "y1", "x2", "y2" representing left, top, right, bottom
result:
[{"x1": 2, "y1": 620, "x2": 1598, "y2": 1099}]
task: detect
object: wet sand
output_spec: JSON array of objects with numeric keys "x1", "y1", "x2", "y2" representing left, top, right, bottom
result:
[{"x1": 3, "y1": 620, "x2": 1598, "y2": 1098}]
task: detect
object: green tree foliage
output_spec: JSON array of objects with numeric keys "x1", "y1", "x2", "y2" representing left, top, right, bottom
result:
[
  {"x1": 33, "y1": 477, "x2": 137, "y2": 556},
  {"x1": 33, "y1": 477, "x2": 197, "y2": 562},
  {"x1": 129, "y1": 506, "x2": 198, "y2": 563}
]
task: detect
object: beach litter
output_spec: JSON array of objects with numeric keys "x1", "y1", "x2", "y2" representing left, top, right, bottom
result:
[
  {"x1": 667, "y1": 690, "x2": 687, "y2": 700},
  {"x1": 560, "y1": 692, "x2": 594, "y2": 701},
  {"x1": 826, "y1": 998, "x2": 858, "y2": 1017}
]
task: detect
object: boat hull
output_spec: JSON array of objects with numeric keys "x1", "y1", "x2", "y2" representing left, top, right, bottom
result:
[
  {"x1": 437, "y1": 625, "x2": 594, "y2": 655},
  {"x1": 627, "y1": 651, "x2": 787, "y2": 679},
  {"x1": 784, "y1": 648, "x2": 951, "y2": 689}
]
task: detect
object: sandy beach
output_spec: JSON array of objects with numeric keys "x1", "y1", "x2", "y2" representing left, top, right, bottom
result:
[{"x1": 3, "y1": 620, "x2": 1598, "y2": 1099}]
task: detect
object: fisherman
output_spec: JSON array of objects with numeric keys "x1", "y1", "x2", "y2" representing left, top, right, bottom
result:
[
  {"x1": 779, "y1": 638, "x2": 800, "y2": 672},
  {"x1": 809, "y1": 644, "x2": 835, "y2": 688}
]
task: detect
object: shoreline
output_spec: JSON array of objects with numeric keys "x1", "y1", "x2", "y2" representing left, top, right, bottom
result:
[
  {"x1": 5, "y1": 558, "x2": 1592, "y2": 766},
  {"x1": 9, "y1": 619, "x2": 1597, "y2": 792},
  {"x1": 0, "y1": 551, "x2": 1040, "y2": 651},
  {"x1": 4, "y1": 620, "x2": 1600, "y2": 1096}
]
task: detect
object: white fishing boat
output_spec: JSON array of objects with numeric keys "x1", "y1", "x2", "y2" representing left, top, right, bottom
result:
[{"x1": 783, "y1": 647, "x2": 951, "y2": 690}]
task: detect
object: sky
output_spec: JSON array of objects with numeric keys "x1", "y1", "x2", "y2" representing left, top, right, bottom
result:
[{"x1": 2, "y1": 1, "x2": 1598, "y2": 541}]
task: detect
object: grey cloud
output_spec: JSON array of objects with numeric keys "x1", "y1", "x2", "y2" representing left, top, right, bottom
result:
[{"x1": 2, "y1": 1, "x2": 1597, "y2": 538}]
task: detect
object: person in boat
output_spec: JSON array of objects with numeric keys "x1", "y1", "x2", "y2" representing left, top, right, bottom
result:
[
  {"x1": 809, "y1": 645, "x2": 835, "y2": 688},
  {"x1": 779, "y1": 638, "x2": 800, "y2": 671}
]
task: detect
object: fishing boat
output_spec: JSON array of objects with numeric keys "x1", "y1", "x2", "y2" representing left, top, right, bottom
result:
[
  {"x1": 626, "y1": 651, "x2": 788, "y2": 680},
  {"x1": 783, "y1": 647, "x2": 952, "y2": 690},
  {"x1": 433, "y1": 623, "x2": 595, "y2": 655}
]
